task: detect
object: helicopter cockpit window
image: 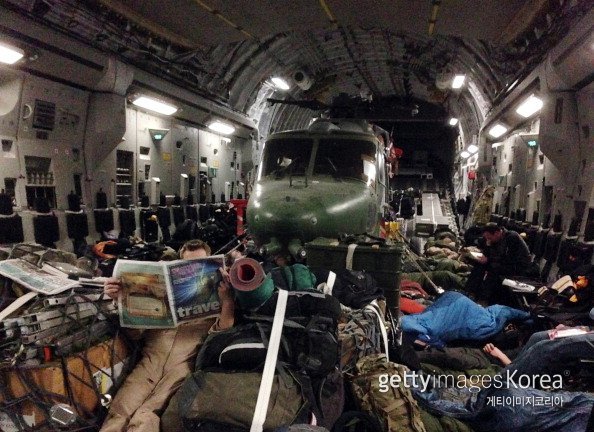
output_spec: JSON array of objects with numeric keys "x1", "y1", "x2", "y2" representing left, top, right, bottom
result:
[
  {"x1": 262, "y1": 138, "x2": 313, "y2": 178},
  {"x1": 315, "y1": 139, "x2": 376, "y2": 185}
]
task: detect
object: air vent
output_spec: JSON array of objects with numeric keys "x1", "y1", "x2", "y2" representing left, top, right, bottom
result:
[{"x1": 32, "y1": 99, "x2": 56, "y2": 131}]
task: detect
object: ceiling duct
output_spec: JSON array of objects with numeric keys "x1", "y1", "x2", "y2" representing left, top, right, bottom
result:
[{"x1": 0, "y1": 8, "x2": 134, "y2": 94}]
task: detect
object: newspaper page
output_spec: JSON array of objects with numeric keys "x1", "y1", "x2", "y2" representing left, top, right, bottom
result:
[
  {"x1": 114, "y1": 260, "x2": 176, "y2": 329},
  {"x1": 167, "y1": 255, "x2": 224, "y2": 324},
  {"x1": 0, "y1": 259, "x2": 80, "y2": 295}
]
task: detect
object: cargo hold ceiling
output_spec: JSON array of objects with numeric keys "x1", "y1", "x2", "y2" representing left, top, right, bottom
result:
[{"x1": 2, "y1": 0, "x2": 591, "y2": 140}]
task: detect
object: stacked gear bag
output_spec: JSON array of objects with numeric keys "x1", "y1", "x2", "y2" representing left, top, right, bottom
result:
[
  {"x1": 174, "y1": 265, "x2": 345, "y2": 431},
  {"x1": 349, "y1": 354, "x2": 426, "y2": 432}
]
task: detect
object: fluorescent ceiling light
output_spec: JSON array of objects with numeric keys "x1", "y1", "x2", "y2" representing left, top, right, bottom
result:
[
  {"x1": 516, "y1": 94, "x2": 543, "y2": 118},
  {"x1": 467, "y1": 144, "x2": 479, "y2": 154},
  {"x1": 271, "y1": 77, "x2": 290, "y2": 90},
  {"x1": 488, "y1": 123, "x2": 508, "y2": 138},
  {"x1": 0, "y1": 41, "x2": 24, "y2": 64},
  {"x1": 132, "y1": 96, "x2": 178, "y2": 115},
  {"x1": 208, "y1": 120, "x2": 235, "y2": 135},
  {"x1": 449, "y1": 117, "x2": 459, "y2": 126},
  {"x1": 452, "y1": 75, "x2": 466, "y2": 89},
  {"x1": 460, "y1": 151, "x2": 470, "y2": 159}
]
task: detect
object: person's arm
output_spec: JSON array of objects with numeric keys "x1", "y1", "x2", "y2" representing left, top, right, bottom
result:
[
  {"x1": 209, "y1": 268, "x2": 235, "y2": 333},
  {"x1": 103, "y1": 277, "x2": 145, "y2": 340},
  {"x1": 483, "y1": 343, "x2": 512, "y2": 366},
  {"x1": 104, "y1": 277, "x2": 121, "y2": 300}
]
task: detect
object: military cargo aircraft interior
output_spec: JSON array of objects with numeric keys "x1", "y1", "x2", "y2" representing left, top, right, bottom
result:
[{"x1": 0, "y1": 1, "x2": 594, "y2": 431}]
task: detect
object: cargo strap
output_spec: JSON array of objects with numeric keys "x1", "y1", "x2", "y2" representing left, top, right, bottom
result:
[
  {"x1": 364, "y1": 301, "x2": 389, "y2": 363},
  {"x1": 393, "y1": 230, "x2": 442, "y2": 294},
  {"x1": 251, "y1": 288, "x2": 288, "y2": 432},
  {"x1": 346, "y1": 243, "x2": 358, "y2": 270}
]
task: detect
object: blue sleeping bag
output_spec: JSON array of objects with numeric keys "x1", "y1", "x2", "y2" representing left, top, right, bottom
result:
[{"x1": 401, "y1": 291, "x2": 530, "y2": 347}]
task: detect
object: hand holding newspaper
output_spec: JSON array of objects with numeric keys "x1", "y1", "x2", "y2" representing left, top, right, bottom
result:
[{"x1": 113, "y1": 255, "x2": 225, "y2": 329}]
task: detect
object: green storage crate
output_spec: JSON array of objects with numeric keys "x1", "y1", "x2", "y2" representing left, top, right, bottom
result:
[{"x1": 305, "y1": 237, "x2": 403, "y2": 314}]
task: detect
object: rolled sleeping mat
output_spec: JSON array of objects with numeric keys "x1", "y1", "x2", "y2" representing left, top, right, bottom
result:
[{"x1": 229, "y1": 257, "x2": 273, "y2": 310}]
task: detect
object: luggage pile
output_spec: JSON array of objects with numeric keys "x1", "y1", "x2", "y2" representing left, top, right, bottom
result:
[{"x1": 0, "y1": 243, "x2": 135, "y2": 430}]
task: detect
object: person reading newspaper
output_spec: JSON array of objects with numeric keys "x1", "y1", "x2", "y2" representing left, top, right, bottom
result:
[{"x1": 100, "y1": 239, "x2": 235, "y2": 432}]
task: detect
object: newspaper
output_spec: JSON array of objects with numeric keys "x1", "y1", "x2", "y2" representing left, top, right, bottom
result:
[
  {"x1": 113, "y1": 255, "x2": 225, "y2": 329},
  {"x1": 0, "y1": 259, "x2": 80, "y2": 295}
]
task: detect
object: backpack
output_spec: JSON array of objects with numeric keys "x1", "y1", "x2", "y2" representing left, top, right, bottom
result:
[
  {"x1": 179, "y1": 369, "x2": 343, "y2": 432},
  {"x1": 178, "y1": 368, "x2": 310, "y2": 431},
  {"x1": 195, "y1": 317, "x2": 339, "y2": 378},
  {"x1": 338, "y1": 308, "x2": 384, "y2": 373},
  {"x1": 181, "y1": 291, "x2": 344, "y2": 430},
  {"x1": 332, "y1": 269, "x2": 384, "y2": 309},
  {"x1": 350, "y1": 354, "x2": 426, "y2": 432}
]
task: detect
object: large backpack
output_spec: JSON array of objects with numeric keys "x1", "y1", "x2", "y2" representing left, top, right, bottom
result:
[
  {"x1": 178, "y1": 367, "x2": 310, "y2": 431},
  {"x1": 195, "y1": 317, "x2": 338, "y2": 378},
  {"x1": 180, "y1": 291, "x2": 344, "y2": 431},
  {"x1": 350, "y1": 354, "x2": 426, "y2": 432},
  {"x1": 338, "y1": 307, "x2": 384, "y2": 373}
]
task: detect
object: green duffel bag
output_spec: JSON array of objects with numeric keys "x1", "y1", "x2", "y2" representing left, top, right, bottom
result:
[{"x1": 178, "y1": 369, "x2": 309, "y2": 431}]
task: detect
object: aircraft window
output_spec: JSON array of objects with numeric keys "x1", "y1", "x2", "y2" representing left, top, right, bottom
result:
[
  {"x1": 314, "y1": 139, "x2": 376, "y2": 183},
  {"x1": 262, "y1": 139, "x2": 313, "y2": 178}
]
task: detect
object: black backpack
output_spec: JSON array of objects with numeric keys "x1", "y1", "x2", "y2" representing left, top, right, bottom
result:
[
  {"x1": 182, "y1": 291, "x2": 344, "y2": 431},
  {"x1": 200, "y1": 291, "x2": 342, "y2": 377},
  {"x1": 332, "y1": 269, "x2": 383, "y2": 309}
]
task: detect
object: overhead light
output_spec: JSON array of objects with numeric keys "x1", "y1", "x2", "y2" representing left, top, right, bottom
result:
[
  {"x1": 467, "y1": 144, "x2": 479, "y2": 154},
  {"x1": 208, "y1": 120, "x2": 235, "y2": 135},
  {"x1": 452, "y1": 75, "x2": 466, "y2": 89},
  {"x1": 460, "y1": 151, "x2": 470, "y2": 159},
  {"x1": 516, "y1": 94, "x2": 543, "y2": 118},
  {"x1": 271, "y1": 77, "x2": 290, "y2": 90},
  {"x1": 449, "y1": 117, "x2": 459, "y2": 126},
  {"x1": 0, "y1": 41, "x2": 24, "y2": 64},
  {"x1": 491, "y1": 142, "x2": 503, "y2": 149},
  {"x1": 488, "y1": 123, "x2": 508, "y2": 138},
  {"x1": 132, "y1": 96, "x2": 178, "y2": 115}
]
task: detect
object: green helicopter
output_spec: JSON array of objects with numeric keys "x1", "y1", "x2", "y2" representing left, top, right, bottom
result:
[{"x1": 247, "y1": 118, "x2": 390, "y2": 261}]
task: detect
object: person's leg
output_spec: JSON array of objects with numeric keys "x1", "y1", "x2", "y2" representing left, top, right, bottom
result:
[
  {"x1": 503, "y1": 333, "x2": 594, "y2": 378},
  {"x1": 483, "y1": 273, "x2": 513, "y2": 306},
  {"x1": 464, "y1": 264, "x2": 487, "y2": 297},
  {"x1": 100, "y1": 354, "x2": 163, "y2": 432},
  {"x1": 521, "y1": 330, "x2": 550, "y2": 351},
  {"x1": 126, "y1": 320, "x2": 213, "y2": 432}
]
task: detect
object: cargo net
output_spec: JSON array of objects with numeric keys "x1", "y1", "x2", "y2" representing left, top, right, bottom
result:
[{"x1": 0, "y1": 277, "x2": 138, "y2": 431}]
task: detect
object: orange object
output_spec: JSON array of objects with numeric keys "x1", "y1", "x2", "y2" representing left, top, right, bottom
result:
[
  {"x1": 400, "y1": 297, "x2": 426, "y2": 314},
  {"x1": 575, "y1": 276, "x2": 589, "y2": 289},
  {"x1": 92, "y1": 241, "x2": 117, "y2": 259}
]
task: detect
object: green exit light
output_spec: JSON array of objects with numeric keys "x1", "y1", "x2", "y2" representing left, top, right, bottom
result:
[
  {"x1": 528, "y1": 140, "x2": 537, "y2": 147},
  {"x1": 154, "y1": 134, "x2": 162, "y2": 140}
]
